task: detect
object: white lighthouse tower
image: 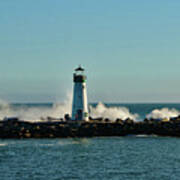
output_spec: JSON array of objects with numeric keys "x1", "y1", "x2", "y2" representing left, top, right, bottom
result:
[{"x1": 72, "y1": 66, "x2": 89, "y2": 121}]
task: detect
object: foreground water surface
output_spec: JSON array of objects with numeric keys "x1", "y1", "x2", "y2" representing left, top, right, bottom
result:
[{"x1": 0, "y1": 137, "x2": 180, "y2": 180}]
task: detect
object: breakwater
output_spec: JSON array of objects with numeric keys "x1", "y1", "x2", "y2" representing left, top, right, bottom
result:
[{"x1": 1, "y1": 116, "x2": 180, "y2": 138}]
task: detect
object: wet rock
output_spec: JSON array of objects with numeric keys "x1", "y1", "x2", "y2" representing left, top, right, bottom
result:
[
  {"x1": 124, "y1": 118, "x2": 134, "y2": 125},
  {"x1": 25, "y1": 132, "x2": 31, "y2": 138},
  {"x1": 115, "y1": 119, "x2": 124, "y2": 124},
  {"x1": 64, "y1": 114, "x2": 70, "y2": 121},
  {"x1": 0, "y1": 117, "x2": 180, "y2": 138},
  {"x1": 92, "y1": 117, "x2": 104, "y2": 122},
  {"x1": 104, "y1": 118, "x2": 110, "y2": 123}
]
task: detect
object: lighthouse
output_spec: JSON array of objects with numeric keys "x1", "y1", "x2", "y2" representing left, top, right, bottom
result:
[{"x1": 72, "y1": 66, "x2": 89, "y2": 121}]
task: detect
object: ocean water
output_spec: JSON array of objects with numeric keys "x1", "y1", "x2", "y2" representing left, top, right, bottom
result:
[
  {"x1": 0, "y1": 104, "x2": 180, "y2": 179},
  {"x1": 1, "y1": 137, "x2": 180, "y2": 180}
]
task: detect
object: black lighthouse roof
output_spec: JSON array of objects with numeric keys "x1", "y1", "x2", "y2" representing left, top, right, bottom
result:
[{"x1": 75, "y1": 65, "x2": 84, "y2": 72}]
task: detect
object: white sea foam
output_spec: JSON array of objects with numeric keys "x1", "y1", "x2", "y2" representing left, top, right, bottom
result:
[
  {"x1": 0, "y1": 143, "x2": 7, "y2": 147},
  {"x1": 2, "y1": 96, "x2": 179, "y2": 122},
  {"x1": 0, "y1": 96, "x2": 139, "y2": 122},
  {"x1": 0, "y1": 93, "x2": 72, "y2": 122},
  {"x1": 39, "y1": 144, "x2": 55, "y2": 147},
  {"x1": 147, "y1": 108, "x2": 180, "y2": 120},
  {"x1": 0, "y1": 91, "x2": 140, "y2": 122},
  {"x1": 89, "y1": 102, "x2": 138, "y2": 121},
  {"x1": 58, "y1": 139, "x2": 90, "y2": 146}
]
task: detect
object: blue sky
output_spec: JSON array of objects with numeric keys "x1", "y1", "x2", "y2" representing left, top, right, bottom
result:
[{"x1": 0, "y1": 0, "x2": 180, "y2": 103}]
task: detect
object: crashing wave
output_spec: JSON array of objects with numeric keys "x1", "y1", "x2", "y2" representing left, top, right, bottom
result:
[{"x1": 147, "y1": 108, "x2": 180, "y2": 120}]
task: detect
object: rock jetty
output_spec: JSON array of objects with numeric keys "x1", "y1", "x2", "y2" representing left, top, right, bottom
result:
[{"x1": 1, "y1": 116, "x2": 180, "y2": 138}]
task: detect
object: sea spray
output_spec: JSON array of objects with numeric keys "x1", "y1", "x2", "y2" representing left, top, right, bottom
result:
[
  {"x1": 89, "y1": 102, "x2": 138, "y2": 121},
  {"x1": 0, "y1": 103, "x2": 70, "y2": 122},
  {"x1": 147, "y1": 108, "x2": 180, "y2": 120},
  {"x1": 2, "y1": 97, "x2": 179, "y2": 122},
  {"x1": 0, "y1": 93, "x2": 72, "y2": 122},
  {"x1": 0, "y1": 100, "x2": 139, "y2": 122}
]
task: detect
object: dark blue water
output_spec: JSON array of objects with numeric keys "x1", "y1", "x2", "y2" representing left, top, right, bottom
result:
[
  {"x1": 1, "y1": 137, "x2": 180, "y2": 180},
  {"x1": 1, "y1": 104, "x2": 180, "y2": 179}
]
